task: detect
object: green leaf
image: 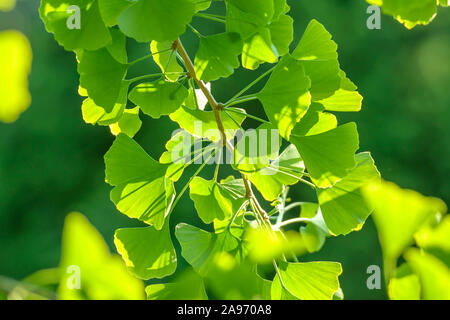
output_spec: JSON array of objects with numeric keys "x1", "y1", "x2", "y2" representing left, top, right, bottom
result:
[
  {"x1": 78, "y1": 48, "x2": 128, "y2": 112},
  {"x1": 205, "y1": 258, "x2": 272, "y2": 300},
  {"x1": 233, "y1": 122, "x2": 281, "y2": 173},
  {"x1": 362, "y1": 180, "x2": 447, "y2": 265},
  {"x1": 175, "y1": 223, "x2": 243, "y2": 276},
  {"x1": 248, "y1": 144, "x2": 305, "y2": 201},
  {"x1": 367, "y1": 0, "x2": 438, "y2": 29},
  {"x1": 317, "y1": 152, "x2": 380, "y2": 235},
  {"x1": 315, "y1": 70, "x2": 363, "y2": 112},
  {"x1": 195, "y1": 0, "x2": 211, "y2": 12},
  {"x1": 414, "y1": 216, "x2": 450, "y2": 267},
  {"x1": 106, "y1": 28, "x2": 128, "y2": 64},
  {"x1": 104, "y1": 134, "x2": 175, "y2": 230},
  {"x1": 81, "y1": 81, "x2": 129, "y2": 126},
  {"x1": 388, "y1": 263, "x2": 421, "y2": 300},
  {"x1": 258, "y1": 55, "x2": 312, "y2": 139},
  {"x1": 241, "y1": 27, "x2": 278, "y2": 70},
  {"x1": 189, "y1": 177, "x2": 246, "y2": 224},
  {"x1": 291, "y1": 103, "x2": 337, "y2": 137},
  {"x1": 269, "y1": 12, "x2": 294, "y2": 57},
  {"x1": 225, "y1": 0, "x2": 274, "y2": 40},
  {"x1": 291, "y1": 123, "x2": 359, "y2": 188},
  {"x1": 129, "y1": 80, "x2": 188, "y2": 119},
  {"x1": 58, "y1": 212, "x2": 144, "y2": 300},
  {"x1": 292, "y1": 19, "x2": 341, "y2": 100},
  {"x1": 145, "y1": 269, "x2": 208, "y2": 300},
  {"x1": 117, "y1": 0, "x2": 196, "y2": 42},
  {"x1": 405, "y1": 249, "x2": 450, "y2": 299},
  {"x1": 195, "y1": 32, "x2": 243, "y2": 82},
  {"x1": 170, "y1": 107, "x2": 246, "y2": 142},
  {"x1": 0, "y1": 30, "x2": 32, "y2": 123},
  {"x1": 40, "y1": 0, "x2": 111, "y2": 51},
  {"x1": 150, "y1": 41, "x2": 182, "y2": 82},
  {"x1": 110, "y1": 107, "x2": 142, "y2": 138},
  {"x1": 114, "y1": 224, "x2": 176, "y2": 280},
  {"x1": 271, "y1": 274, "x2": 298, "y2": 300},
  {"x1": 277, "y1": 261, "x2": 342, "y2": 300},
  {"x1": 98, "y1": 0, "x2": 134, "y2": 27}
]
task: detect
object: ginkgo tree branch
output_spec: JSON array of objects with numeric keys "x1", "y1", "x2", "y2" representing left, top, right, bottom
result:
[{"x1": 175, "y1": 38, "x2": 269, "y2": 220}]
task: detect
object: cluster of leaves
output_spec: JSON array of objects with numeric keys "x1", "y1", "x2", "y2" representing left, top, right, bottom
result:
[
  {"x1": 0, "y1": 1, "x2": 32, "y2": 123},
  {"x1": 363, "y1": 181, "x2": 449, "y2": 300},
  {"x1": 367, "y1": 0, "x2": 449, "y2": 29},
  {"x1": 36, "y1": 0, "x2": 449, "y2": 300}
]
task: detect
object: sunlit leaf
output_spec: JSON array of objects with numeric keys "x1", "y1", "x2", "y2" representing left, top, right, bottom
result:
[
  {"x1": 195, "y1": 32, "x2": 243, "y2": 82},
  {"x1": 114, "y1": 223, "x2": 176, "y2": 280},
  {"x1": 0, "y1": 31, "x2": 32, "y2": 123},
  {"x1": 129, "y1": 80, "x2": 188, "y2": 119},
  {"x1": 150, "y1": 41, "x2": 182, "y2": 82},
  {"x1": 117, "y1": 0, "x2": 196, "y2": 42},
  {"x1": 258, "y1": 55, "x2": 311, "y2": 139},
  {"x1": 40, "y1": 0, "x2": 111, "y2": 51},
  {"x1": 104, "y1": 134, "x2": 175, "y2": 230},
  {"x1": 388, "y1": 263, "x2": 421, "y2": 300},
  {"x1": 78, "y1": 48, "x2": 128, "y2": 112},
  {"x1": 109, "y1": 107, "x2": 142, "y2": 138},
  {"x1": 317, "y1": 152, "x2": 380, "y2": 235},
  {"x1": 291, "y1": 123, "x2": 359, "y2": 188},
  {"x1": 277, "y1": 261, "x2": 342, "y2": 300},
  {"x1": 58, "y1": 212, "x2": 144, "y2": 300}
]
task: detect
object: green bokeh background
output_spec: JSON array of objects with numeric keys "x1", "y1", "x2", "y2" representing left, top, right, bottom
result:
[{"x1": 0, "y1": 0, "x2": 448, "y2": 300}]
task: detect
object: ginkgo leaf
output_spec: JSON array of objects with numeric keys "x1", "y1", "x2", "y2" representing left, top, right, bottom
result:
[
  {"x1": 248, "y1": 144, "x2": 305, "y2": 201},
  {"x1": 414, "y1": 216, "x2": 450, "y2": 266},
  {"x1": 241, "y1": 27, "x2": 278, "y2": 70},
  {"x1": 362, "y1": 180, "x2": 447, "y2": 265},
  {"x1": 40, "y1": 0, "x2": 111, "y2": 51},
  {"x1": 189, "y1": 177, "x2": 246, "y2": 224},
  {"x1": 114, "y1": 224, "x2": 177, "y2": 280},
  {"x1": 169, "y1": 107, "x2": 246, "y2": 142},
  {"x1": 58, "y1": 212, "x2": 144, "y2": 300},
  {"x1": 81, "y1": 81, "x2": 129, "y2": 126},
  {"x1": 258, "y1": 55, "x2": 311, "y2": 139},
  {"x1": 109, "y1": 107, "x2": 142, "y2": 138},
  {"x1": 0, "y1": 30, "x2": 32, "y2": 123},
  {"x1": 98, "y1": 0, "x2": 134, "y2": 27},
  {"x1": 388, "y1": 263, "x2": 421, "y2": 300},
  {"x1": 145, "y1": 269, "x2": 208, "y2": 300},
  {"x1": 194, "y1": 32, "x2": 243, "y2": 82},
  {"x1": 317, "y1": 152, "x2": 380, "y2": 236},
  {"x1": 150, "y1": 41, "x2": 182, "y2": 82},
  {"x1": 292, "y1": 19, "x2": 341, "y2": 101},
  {"x1": 367, "y1": 0, "x2": 438, "y2": 29},
  {"x1": 291, "y1": 103, "x2": 337, "y2": 137},
  {"x1": 104, "y1": 134, "x2": 175, "y2": 230},
  {"x1": 117, "y1": 0, "x2": 196, "y2": 42},
  {"x1": 106, "y1": 28, "x2": 128, "y2": 64},
  {"x1": 271, "y1": 274, "x2": 298, "y2": 300},
  {"x1": 277, "y1": 261, "x2": 342, "y2": 300},
  {"x1": 78, "y1": 48, "x2": 128, "y2": 112},
  {"x1": 159, "y1": 130, "x2": 204, "y2": 182},
  {"x1": 291, "y1": 123, "x2": 359, "y2": 188},
  {"x1": 233, "y1": 122, "x2": 281, "y2": 173},
  {"x1": 128, "y1": 80, "x2": 188, "y2": 119},
  {"x1": 225, "y1": 0, "x2": 274, "y2": 40},
  {"x1": 195, "y1": 0, "x2": 211, "y2": 12},
  {"x1": 405, "y1": 249, "x2": 450, "y2": 300},
  {"x1": 269, "y1": 13, "x2": 293, "y2": 58},
  {"x1": 175, "y1": 223, "x2": 243, "y2": 276}
]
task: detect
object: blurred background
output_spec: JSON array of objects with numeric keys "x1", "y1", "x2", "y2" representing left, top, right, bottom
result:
[{"x1": 0, "y1": 0, "x2": 448, "y2": 300}]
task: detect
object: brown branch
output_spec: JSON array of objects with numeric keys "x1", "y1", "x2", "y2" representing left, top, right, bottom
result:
[{"x1": 174, "y1": 39, "x2": 268, "y2": 220}]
